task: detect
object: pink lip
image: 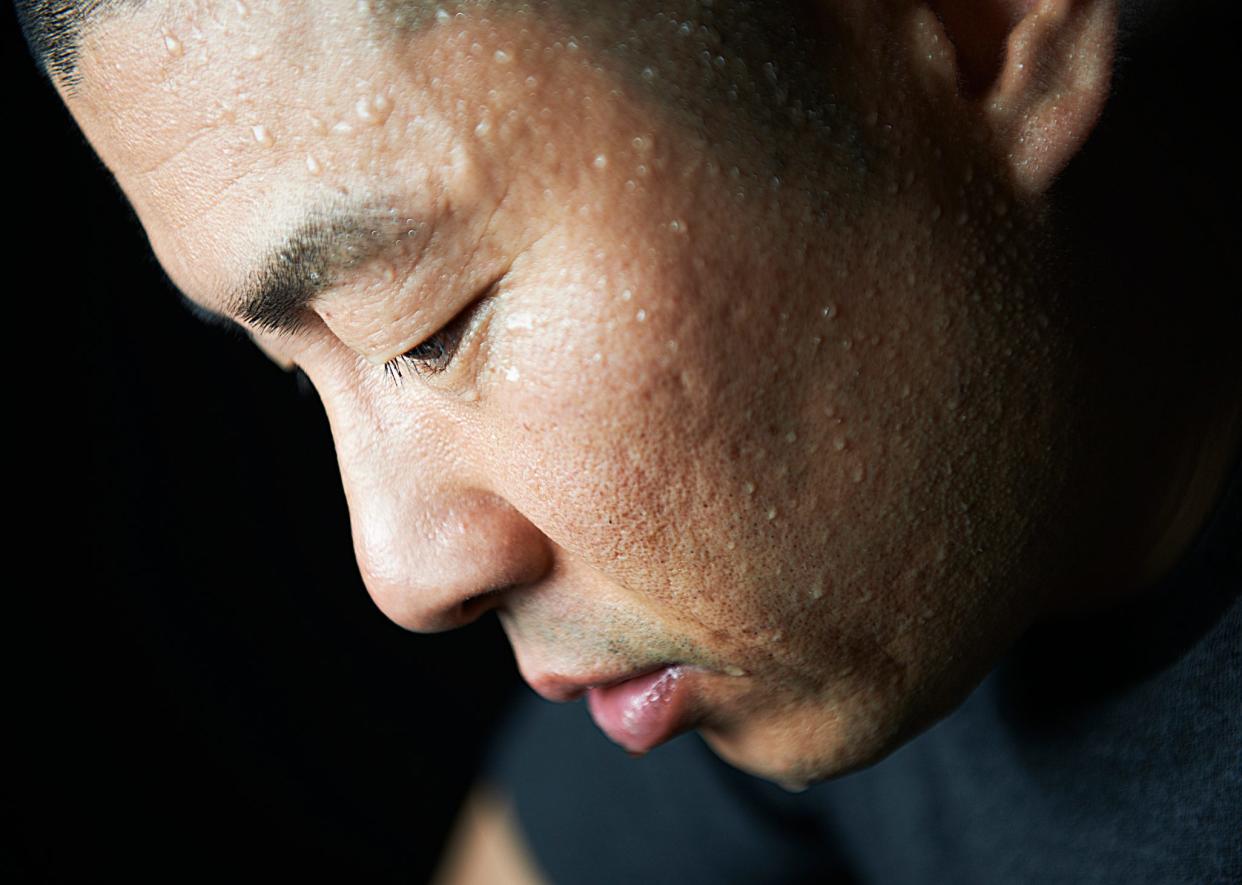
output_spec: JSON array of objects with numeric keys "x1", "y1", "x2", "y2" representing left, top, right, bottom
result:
[
  {"x1": 525, "y1": 664, "x2": 702, "y2": 753},
  {"x1": 585, "y1": 664, "x2": 698, "y2": 754},
  {"x1": 526, "y1": 664, "x2": 668, "y2": 701}
]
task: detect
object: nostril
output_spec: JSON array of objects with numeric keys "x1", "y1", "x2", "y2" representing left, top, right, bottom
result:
[{"x1": 458, "y1": 583, "x2": 516, "y2": 623}]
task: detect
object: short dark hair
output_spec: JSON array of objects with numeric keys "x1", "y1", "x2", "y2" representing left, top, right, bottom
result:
[{"x1": 14, "y1": 0, "x2": 140, "y2": 87}]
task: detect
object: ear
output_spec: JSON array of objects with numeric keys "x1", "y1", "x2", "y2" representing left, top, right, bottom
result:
[{"x1": 914, "y1": 0, "x2": 1118, "y2": 194}]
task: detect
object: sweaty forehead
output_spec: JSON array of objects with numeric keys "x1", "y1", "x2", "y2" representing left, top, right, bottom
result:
[
  {"x1": 63, "y1": 0, "x2": 858, "y2": 321},
  {"x1": 67, "y1": 0, "x2": 853, "y2": 194},
  {"x1": 70, "y1": 2, "x2": 470, "y2": 186},
  {"x1": 65, "y1": 1, "x2": 606, "y2": 311}
]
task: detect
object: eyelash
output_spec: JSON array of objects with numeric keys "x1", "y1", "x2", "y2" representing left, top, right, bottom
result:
[
  {"x1": 383, "y1": 322, "x2": 466, "y2": 383},
  {"x1": 381, "y1": 276, "x2": 500, "y2": 384}
]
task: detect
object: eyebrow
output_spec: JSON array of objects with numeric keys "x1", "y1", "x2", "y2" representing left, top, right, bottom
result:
[{"x1": 230, "y1": 201, "x2": 425, "y2": 336}]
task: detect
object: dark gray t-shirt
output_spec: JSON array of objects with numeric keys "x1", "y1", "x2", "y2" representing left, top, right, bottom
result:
[{"x1": 486, "y1": 447, "x2": 1241, "y2": 884}]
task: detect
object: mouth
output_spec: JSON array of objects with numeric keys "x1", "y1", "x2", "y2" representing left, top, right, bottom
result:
[{"x1": 527, "y1": 663, "x2": 702, "y2": 755}]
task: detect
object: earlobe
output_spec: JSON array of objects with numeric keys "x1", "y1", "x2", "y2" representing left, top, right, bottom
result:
[{"x1": 916, "y1": 0, "x2": 1117, "y2": 194}]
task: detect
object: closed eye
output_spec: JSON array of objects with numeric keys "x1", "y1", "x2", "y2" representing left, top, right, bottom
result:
[{"x1": 382, "y1": 273, "x2": 503, "y2": 384}]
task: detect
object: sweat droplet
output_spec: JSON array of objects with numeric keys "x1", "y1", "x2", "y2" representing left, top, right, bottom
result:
[
  {"x1": 635, "y1": 308, "x2": 647, "y2": 322},
  {"x1": 163, "y1": 34, "x2": 183, "y2": 57},
  {"x1": 356, "y1": 93, "x2": 392, "y2": 125},
  {"x1": 305, "y1": 154, "x2": 322, "y2": 175},
  {"x1": 252, "y1": 125, "x2": 274, "y2": 146},
  {"x1": 494, "y1": 49, "x2": 512, "y2": 63},
  {"x1": 766, "y1": 506, "x2": 777, "y2": 520},
  {"x1": 593, "y1": 153, "x2": 608, "y2": 169},
  {"x1": 505, "y1": 366, "x2": 520, "y2": 382},
  {"x1": 723, "y1": 665, "x2": 746, "y2": 677}
]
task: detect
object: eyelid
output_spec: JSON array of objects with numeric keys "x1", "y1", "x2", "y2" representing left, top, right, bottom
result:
[{"x1": 383, "y1": 272, "x2": 506, "y2": 384}]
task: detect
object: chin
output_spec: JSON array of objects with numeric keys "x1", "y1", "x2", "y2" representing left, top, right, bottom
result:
[
  {"x1": 700, "y1": 651, "x2": 1005, "y2": 789},
  {"x1": 696, "y1": 691, "x2": 917, "y2": 791}
]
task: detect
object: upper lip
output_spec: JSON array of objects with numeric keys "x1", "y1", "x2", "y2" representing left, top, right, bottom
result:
[{"x1": 525, "y1": 664, "x2": 677, "y2": 703}]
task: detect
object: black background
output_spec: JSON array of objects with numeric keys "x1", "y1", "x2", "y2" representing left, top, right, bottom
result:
[
  {"x1": 10, "y1": 0, "x2": 1241, "y2": 881},
  {"x1": 8, "y1": 6, "x2": 521, "y2": 881}
]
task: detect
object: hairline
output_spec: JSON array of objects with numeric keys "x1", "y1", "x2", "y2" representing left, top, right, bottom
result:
[{"x1": 15, "y1": 0, "x2": 147, "y2": 91}]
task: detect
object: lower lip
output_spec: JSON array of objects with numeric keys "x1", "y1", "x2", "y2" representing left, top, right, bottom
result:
[{"x1": 586, "y1": 664, "x2": 697, "y2": 754}]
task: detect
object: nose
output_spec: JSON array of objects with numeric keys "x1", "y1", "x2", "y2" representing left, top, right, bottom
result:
[
  {"x1": 358, "y1": 499, "x2": 553, "y2": 632},
  {"x1": 347, "y1": 482, "x2": 552, "y2": 633},
  {"x1": 313, "y1": 360, "x2": 553, "y2": 633},
  {"x1": 322, "y1": 383, "x2": 552, "y2": 632}
]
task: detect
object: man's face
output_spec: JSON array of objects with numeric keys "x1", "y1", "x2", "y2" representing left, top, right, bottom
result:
[{"x1": 64, "y1": 0, "x2": 1080, "y2": 786}]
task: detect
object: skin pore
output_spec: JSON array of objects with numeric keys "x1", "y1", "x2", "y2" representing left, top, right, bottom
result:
[{"x1": 56, "y1": 0, "x2": 1240, "y2": 789}]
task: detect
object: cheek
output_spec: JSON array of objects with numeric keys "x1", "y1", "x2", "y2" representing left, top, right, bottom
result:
[
  {"x1": 482, "y1": 259, "x2": 814, "y2": 639},
  {"x1": 489, "y1": 314, "x2": 701, "y2": 568}
]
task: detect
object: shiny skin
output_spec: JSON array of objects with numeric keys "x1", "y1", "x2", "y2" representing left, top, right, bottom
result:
[{"x1": 57, "y1": 0, "x2": 1212, "y2": 787}]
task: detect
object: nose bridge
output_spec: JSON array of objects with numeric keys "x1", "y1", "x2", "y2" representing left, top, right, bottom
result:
[{"x1": 325, "y1": 386, "x2": 550, "y2": 633}]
